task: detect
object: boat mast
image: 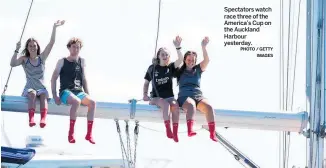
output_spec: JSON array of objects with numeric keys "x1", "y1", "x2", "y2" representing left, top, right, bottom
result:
[{"x1": 307, "y1": 0, "x2": 325, "y2": 167}]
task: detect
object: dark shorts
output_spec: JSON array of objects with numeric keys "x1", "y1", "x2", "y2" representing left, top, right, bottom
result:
[{"x1": 177, "y1": 95, "x2": 204, "y2": 107}]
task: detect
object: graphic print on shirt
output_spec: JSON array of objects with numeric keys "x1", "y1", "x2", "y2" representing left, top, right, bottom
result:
[
  {"x1": 144, "y1": 62, "x2": 176, "y2": 98},
  {"x1": 74, "y1": 63, "x2": 81, "y2": 89},
  {"x1": 59, "y1": 58, "x2": 83, "y2": 94}
]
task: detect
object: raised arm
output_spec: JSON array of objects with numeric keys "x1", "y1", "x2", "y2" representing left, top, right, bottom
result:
[
  {"x1": 40, "y1": 20, "x2": 65, "y2": 61},
  {"x1": 173, "y1": 36, "x2": 184, "y2": 68},
  {"x1": 81, "y1": 58, "x2": 89, "y2": 95},
  {"x1": 51, "y1": 58, "x2": 64, "y2": 104},
  {"x1": 199, "y1": 37, "x2": 210, "y2": 71},
  {"x1": 10, "y1": 41, "x2": 25, "y2": 67}
]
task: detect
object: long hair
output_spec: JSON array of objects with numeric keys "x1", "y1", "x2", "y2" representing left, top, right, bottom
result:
[
  {"x1": 22, "y1": 38, "x2": 41, "y2": 57},
  {"x1": 152, "y1": 47, "x2": 170, "y2": 65},
  {"x1": 175, "y1": 51, "x2": 197, "y2": 84}
]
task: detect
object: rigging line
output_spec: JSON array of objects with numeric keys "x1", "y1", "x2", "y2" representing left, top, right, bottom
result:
[
  {"x1": 1, "y1": 0, "x2": 34, "y2": 101},
  {"x1": 288, "y1": 0, "x2": 301, "y2": 111},
  {"x1": 305, "y1": 138, "x2": 308, "y2": 167},
  {"x1": 279, "y1": 0, "x2": 284, "y2": 113},
  {"x1": 285, "y1": 0, "x2": 292, "y2": 112},
  {"x1": 290, "y1": 0, "x2": 302, "y2": 111},
  {"x1": 149, "y1": 0, "x2": 163, "y2": 99},
  {"x1": 283, "y1": 0, "x2": 293, "y2": 168},
  {"x1": 153, "y1": 0, "x2": 162, "y2": 58},
  {"x1": 285, "y1": 132, "x2": 291, "y2": 168},
  {"x1": 279, "y1": 0, "x2": 284, "y2": 167},
  {"x1": 280, "y1": 0, "x2": 285, "y2": 110},
  {"x1": 286, "y1": 1, "x2": 302, "y2": 167}
]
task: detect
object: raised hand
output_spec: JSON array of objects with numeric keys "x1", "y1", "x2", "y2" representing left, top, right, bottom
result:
[
  {"x1": 201, "y1": 36, "x2": 209, "y2": 48},
  {"x1": 173, "y1": 36, "x2": 182, "y2": 48},
  {"x1": 16, "y1": 41, "x2": 21, "y2": 51},
  {"x1": 54, "y1": 20, "x2": 65, "y2": 28}
]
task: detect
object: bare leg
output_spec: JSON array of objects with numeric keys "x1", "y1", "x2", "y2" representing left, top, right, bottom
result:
[
  {"x1": 81, "y1": 96, "x2": 96, "y2": 121},
  {"x1": 182, "y1": 98, "x2": 197, "y2": 137},
  {"x1": 167, "y1": 98, "x2": 180, "y2": 142},
  {"x1": 150, "y1": 98, "x2": 173, "y2": 139},
  {"x1": 27, "y1": 91, "x2": 36, "y2": 127},
  {"x1": 182, "y1": 98, "x2": 196, "y2": 120},
  {"x1": 81, "y1": 96, "x2": 96, "y2": 144},
  {"x1": 67, "y1": 95, "x2": 81, "y2": 120},
  {"x1": 197, "y1": 99, "x2": 217, "y2": 142},
  {"x1": 39, "y1": 93, "x2": 48, "y2": 128},
  {"x1": 27, "y1": 91, "x2": 36, "y2": 110}
]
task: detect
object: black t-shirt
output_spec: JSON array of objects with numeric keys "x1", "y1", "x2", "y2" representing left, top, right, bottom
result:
[{"x1": 144, "y1": 62, "x2": 176, "y2": 98}]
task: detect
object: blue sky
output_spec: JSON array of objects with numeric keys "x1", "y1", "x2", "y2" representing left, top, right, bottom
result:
[{"x1": 0, "y1": 0, "x2": 311, "y2": 167}]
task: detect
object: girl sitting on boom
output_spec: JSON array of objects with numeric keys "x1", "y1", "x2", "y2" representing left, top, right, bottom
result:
[
  {"x1": 142, "y1": 36, "x2": 184, "y2": 142},
  {"x1": 10, "y1": 20, "x2": 65, "y2": 128}
]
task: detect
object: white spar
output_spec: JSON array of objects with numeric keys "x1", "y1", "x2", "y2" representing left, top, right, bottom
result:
[{"x1": 1, "y1": 95, "x2": 308, "y2": 133}]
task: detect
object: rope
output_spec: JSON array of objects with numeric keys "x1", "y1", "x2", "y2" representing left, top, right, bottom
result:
[
  {"x1": 285, "y1": 0, "x2": 291, "y2": 111},
  {"x1": 1, "y1": 0, "x2": 34, "y2": 102},
  {"x1": 290, "y1": 0, "x2": 301, "y2": 111},
  {"x1": 286, "y1": 0, "x2": 302, "y2": 167},
  {"x1": 283, "y1": 0, "x2": 291, "y2": 167},
  {"x1": 279, "y1": 0, "x2": 302, "y2": 167},
  {"x1": 149, "y1": 0, "x2": 162, "y2": 99},
  {"x1": 279, "y1": 0, "x2": 284, "y2": 167}
]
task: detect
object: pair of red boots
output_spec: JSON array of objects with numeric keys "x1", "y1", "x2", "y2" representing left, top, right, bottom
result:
[
  {"x1": 28, "y1": 108, "x2": 95, "y2": 144},
  {"x1": 28, "y1": 108, "x2": 47, "y2": 128},
  {"x1": 164, "y1": 120, "x2": 218, "y2": 142},
  {"x1": 68, "y1": 119, "x2": 95, "y2": 144},
  {"x1": 164, "y1": 120, "x2": 179, "y2": 142}
]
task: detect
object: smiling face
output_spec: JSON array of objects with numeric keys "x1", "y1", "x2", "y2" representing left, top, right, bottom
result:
[
  {"x1": 27, "y1": 41, "x2": 38, "y2": 54},
  {"x1": 184, "y1": 51, "x2": 197, "y2": 69},
  {"x1": 23, "y1": 38, "x2": 40, "y2": 57},
  {"x1": 156, "y1": 48, "x2": 170, "y2": 65}
]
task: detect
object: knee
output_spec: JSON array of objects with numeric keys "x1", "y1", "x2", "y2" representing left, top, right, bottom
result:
[
  {"x1": 28, "y1": 92, "x2": 36, "y2": 100},
  {"x1": 71, "y1": 99, "x2": 81, "y2": 106},
  {"x1": 206, "y1": 104, "x2": 214, "y2": 112},
  {"x1": 170, "y1": 102, "x2": 179, "y2": 112}
]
